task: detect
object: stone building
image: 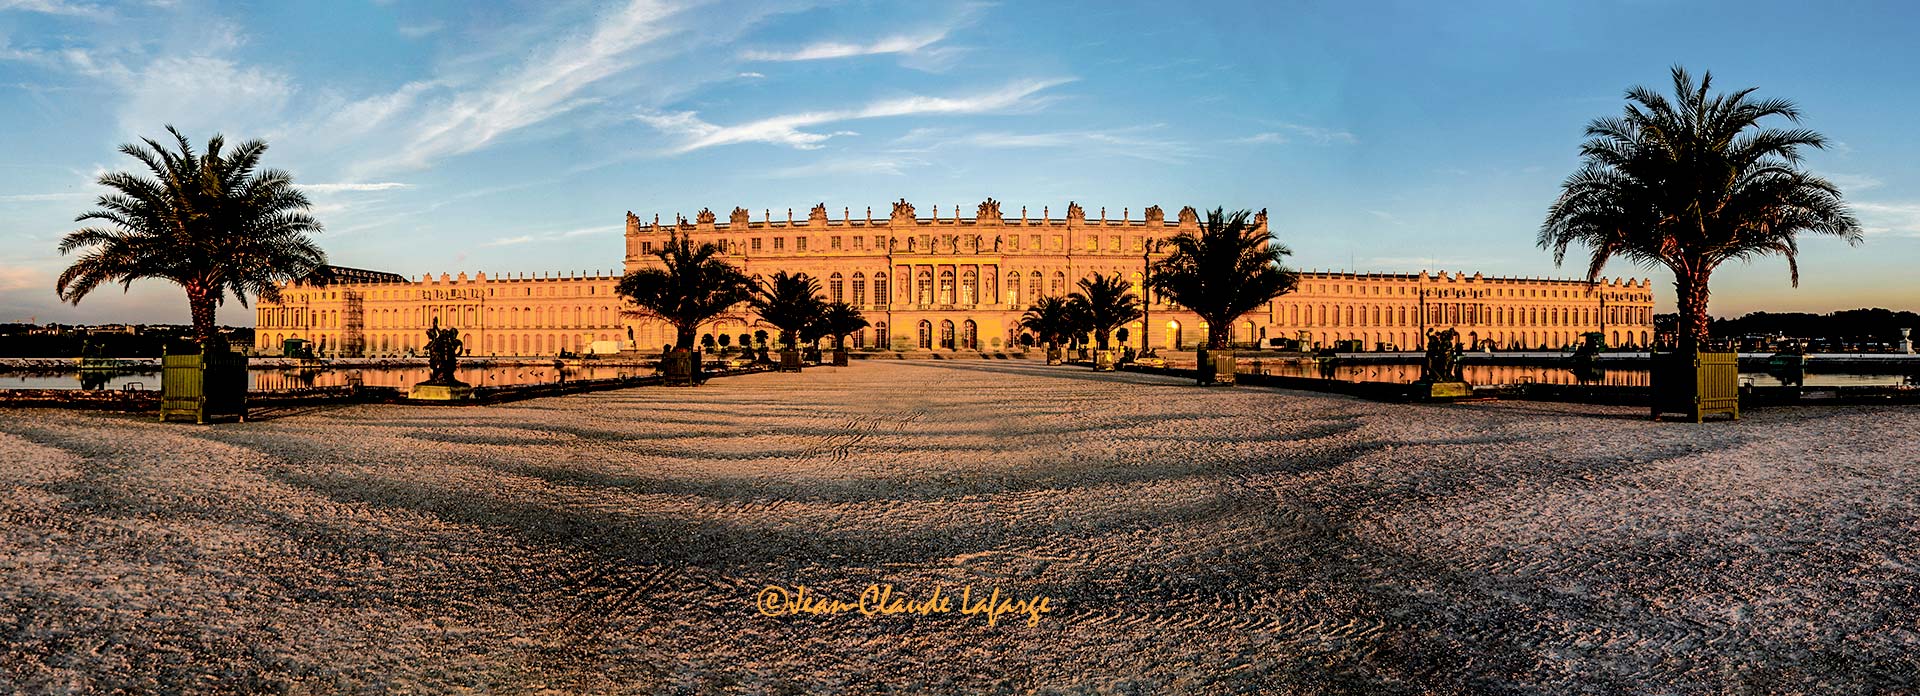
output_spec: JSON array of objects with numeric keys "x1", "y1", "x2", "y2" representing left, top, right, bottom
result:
[{"x1": 253, "y1": 199, "x2": 1655, "y2": 356}]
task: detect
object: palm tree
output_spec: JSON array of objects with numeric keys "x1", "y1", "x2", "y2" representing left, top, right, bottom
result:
[
  {"x1": 616, "y1": 231, "x2": 754, "y2": 350},
  {"x1": 1147, "y1": 208, "x2": 1298, "y2": 349},
  {"x1": 1018, "y1": 296, "x2": 1081, "y2": 347},
  {"x1": 751, "y1": 270, "x2": 824, "y2": 350},
  {"x1": 1068, "y1": 272, "x2": 1144, "y2": 350},
  {"x1": 56, "y1": 127, "x2": 326, "y2": 350},
  {"x1": 1540, "y1": 67, "x2": 1861, "y2": 352},
  {"x1": 815, "y1": 302, "x2": 871, "y2": 350}
]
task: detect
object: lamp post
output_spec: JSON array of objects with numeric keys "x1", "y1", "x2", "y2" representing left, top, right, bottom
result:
[{"x1": 1141, "y1": 240, "x2": 1152, "y2": 355}]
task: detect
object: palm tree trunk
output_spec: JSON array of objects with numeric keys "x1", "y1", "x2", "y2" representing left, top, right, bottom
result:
[
  {"x1": 1204, "y1": 315, "x2": 1229, "y2": 350},
  {"x1": 1674, "y1": 273, "x2": 1712, "y2": 353},
  {"x1": 187, "y1": 288, "x2": 218, "y2": 351}
]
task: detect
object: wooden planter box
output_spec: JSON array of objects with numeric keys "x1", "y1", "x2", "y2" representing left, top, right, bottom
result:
[
  {"x1": 832, "y1": 348, "x2": 850, "y2": 366},
  {"x1": 1650, "y1": 350, "x2": 1740, "y2": 422},
  {"x1": 159, "y1": 350, "x2": 248, "y2": 423},
  {"x1": 1093, "y1": 350, "x2": 1117, "y2": 372},
  {"x1": 1045, "y1": 346, "x2": 1064, "y2": 365},
  {"x1": 779, "y1": 350, "x2": 803, "y2": 372},
  {"x1": 661, "y1": 350, "x2": 701, "y2": 386},
  {"x1": 1196, "y1": 349, "x2": 1236, "y2": 385}
]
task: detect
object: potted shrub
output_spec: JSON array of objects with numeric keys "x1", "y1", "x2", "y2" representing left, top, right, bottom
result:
[
  {"x1": 818, "y1": 302, "x2": 868, "y2": 367},
  {"x1": 1019, "y1": 296, "x2": 1081, "y2": 366},
  {"x1": 752, "y1": 271, "x2": 823, "y2": 373},
  {"x1": 1541, "y1": 68, "x2": 1860, "y2": 421},
  {"x1": 56, "y1": 127, "x2": 327, "y2": 424},
  {"x1": 616, "y1": 230, "x2": 754, "y2": 387},
  {"x1": 1147, "y1": 208, "x2": 1300, "y2": 386}
]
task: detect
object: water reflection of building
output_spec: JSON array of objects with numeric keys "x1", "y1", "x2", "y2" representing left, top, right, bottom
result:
[{"x1": 253, "y1": 199, "x2": 1655, "y2": 356}]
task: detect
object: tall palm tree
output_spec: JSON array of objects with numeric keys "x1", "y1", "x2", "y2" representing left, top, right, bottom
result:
[
  {"x1": 1068, "y1": 272, "x2": 1144, "y2": 350},
  {"x1": 751, "y1": 270, "x2": 824, "y2": 350},
  {"x1": 1540, "y1": 67, "x2": 1861, "y2": 352},
  {"x1": 56, "y1": 126, "x2": 326, "y2": 350},
  {"x1": 1147, "y1": 208, "x2": 1298, "y2": 349},
  {"x1": 616, "y1": 231, "x2": 754, "y2": 350},
  {"x1": 816, "y1": 302, "x2": 871, "y2": 349},
  {"x1": 1018, "y1": 296, "x2": 1081, "y2": 347}
]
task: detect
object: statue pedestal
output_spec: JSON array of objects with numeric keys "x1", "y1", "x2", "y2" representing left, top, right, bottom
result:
[
  {"x1": 1410, "y1": 380, "x2": 1472, "y2": 401},
  {"x1": 410, "y1": 382, "x2": 474, "y2": 401}
]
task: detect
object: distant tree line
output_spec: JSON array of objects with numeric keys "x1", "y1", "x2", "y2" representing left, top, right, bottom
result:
[
  {"x1": 1708, "y1": 309, "x2": 1920, "y2": 344},
  {"x1": 0, "y1": 324, "x2": 254, "y2": 358}
]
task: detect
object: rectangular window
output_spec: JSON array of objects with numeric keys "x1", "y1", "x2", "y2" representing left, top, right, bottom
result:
[
  {"x1": 1052, "y1": 235, "x2": 1063, "y2": 250},
  {"x1": 773, "y1": 237, "x2": 785, "y2": 251},
  {"x1": 831, "y1": 236, "x2": 842, "y2": 250},
  {"x1": 796, "y1": 237, "x2": 807, "y2": 252},
  {"x1": 751, "y1": 238, "x2": 762, "y2": 251},
  {"x1": 853, "y1": 236, "x2": 864, "y2": 250},
  {"x1": 1109, "y1": 235, "x2": 1120, "y2": 251},
  {"x1": 1009, "y1": 235, "x2": 1020, "y2": 251}
]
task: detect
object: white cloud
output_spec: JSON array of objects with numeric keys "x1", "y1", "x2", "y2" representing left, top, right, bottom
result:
[
  {"x1": 483, "y1": 224, "x2": 621, "y2": 247},
  {"x1": 1852, "y1": 201, "x2": 1920, "y2": 239},
  {"x1": 302, "y1": 182, "x2": 414, "y2": 193},
  {"x1": 761, "y1": 157, "x2": 926, "y2": 178},
  {"x1": 0, "y1": 0, "x2": 111, "y2": 20},
  {"x1": 360, "y1": 0, "x2": 687, "y2": 173},
  {"x1": 397, "y1": 21, "x2": 443, "y2": 38},
  {"x1": 0, "y1": 192, "x2": 88, "y2": 202},
  {"x1": 1236, "y1": 123, "x2": 1358, "y2": 146},
  {"x1": 640, "y1": 77, "x2": 1073, "y2": 154},
  {"x1": 741, "y1": 32, "x2": 948, "y2": 62},
  {"x1": 1826, "y1": 173, "x2": 1883, "y2": 192},
  {"x1": 737, "y1": 71, "x2": 765, "y2": 79},
  {"x1": 890, "y1": 123, "x2": 1187, "y2": 163}
]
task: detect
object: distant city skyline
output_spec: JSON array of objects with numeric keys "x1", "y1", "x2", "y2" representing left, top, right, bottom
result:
[{"x1": 2, "y1": 0, "x2": 1915, "y2": 326}]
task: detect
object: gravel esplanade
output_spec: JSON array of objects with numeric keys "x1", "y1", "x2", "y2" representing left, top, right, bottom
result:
[{"x1": 2, "y1": 361, "x2": 1916, "y2": 694}]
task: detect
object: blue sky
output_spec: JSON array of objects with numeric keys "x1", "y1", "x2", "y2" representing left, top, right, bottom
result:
[{"x1": 2, "y1": 0, "x2": 1916, "y2": 326}]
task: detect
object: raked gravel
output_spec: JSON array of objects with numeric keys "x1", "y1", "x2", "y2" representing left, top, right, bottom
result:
[{"x1": 1, "y1": 360, "x2": 1916, "y2": 694}]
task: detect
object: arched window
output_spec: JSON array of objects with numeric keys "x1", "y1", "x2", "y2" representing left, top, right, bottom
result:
[
  {"x1": 1049, "y1": 271, "x2": 1065, "y2": 297},
  {"x1": 939, "y1": 319, "x2": 956, "y2": 349},
  {"x1": 829, "y1": 272, "x2": 844, "y2": 303},
  {"x1": 961, "y1": 320, "x2": 977, "y2": 349},
  {"x1": 916, "y1": 269, "x2": 933, "y2": 305},
  {"x1": 1028, "y1": 271, "x2": 1042, "y2": 301},
  {"x1": 961, "y1": 268, "x2": 978, "y2": 305},
  {"x1": 938, "y1": 269, "x2": 955, "y2": 305},
  {"x1": 917, "y1": 320, "x2": 933, "y2": 349},
  {"x1": 1006, "y1": 272, "x2": 1021, "y2": 306},
  {"x1": 874, "y1": 321, "x2": 889, "y2": 348},
  {"x1": 852, "y1": 272, "x2": 866, "y2": 306},
  {"x1": 873, "y1": 273, "x2": 888, "y2": 307}
]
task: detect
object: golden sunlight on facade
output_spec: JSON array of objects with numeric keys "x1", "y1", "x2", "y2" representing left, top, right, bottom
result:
[{"x1": 252, "y1": 199, "x2": 1654, "y2": 356}]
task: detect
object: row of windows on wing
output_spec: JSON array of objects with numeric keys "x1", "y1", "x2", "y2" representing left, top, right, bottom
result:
[
  {"x1": 1297, "y1": 282, "x2": 1652, "y2": 302},
  {"x1": 276, "y1": 284, "x2": 611, "y2": 304},
  {"x1": 811, "y1": 270, "x2": 1158, "y2": 307},
  {"x1": 633, "y1": 232, "x2": 1156, "y2": 255},
  {"x1": 260, "y1": 305, "x2": 622, "y2": 330},
  {"x1": 1275, "y1": 303, "x2": 1653, "y2": 329}
]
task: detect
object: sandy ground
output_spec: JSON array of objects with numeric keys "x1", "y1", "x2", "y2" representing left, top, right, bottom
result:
[{"x1": 1, "y1": 361, "x2": 1916, "y2": 695}]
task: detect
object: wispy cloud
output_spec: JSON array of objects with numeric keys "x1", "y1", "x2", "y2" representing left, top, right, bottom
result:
[
  {"x1": 639, "y1": 77, "x2": 1073, "y2": 154},
  {"x1": 741, "y1": 32, "x2": 947, "y2": 62},
  {"x1": 891, "y1": 123, "x2": 1189, "y2": 164},
  {"x1": 302, "y1": 182, "x2": 414, "y2": 193},
  {"x1": 0, "y1": 265, "x2": 41, "y2": 292},
  {"x1": 761, "y1": 157, "x2": 928, "y2": 178},
  {"x1": 358, "y1": 0, "x2": 689, "y2": 174},
  {"x1": 0, "y1": 191, "x2": 88, "y2": 203},
  {"x1": 1826, "y1": 173, "x2": 1883, "y2": 192},
  {"x1": 0, "y1": 0, "x2": 112, "y2": 20},
  {"x1": 396, "y1": 21, "x2": 443, "y2": 39},
  {"x1": 1235, "y1": 122, "x2": 1358, "y2": 145},
  {"x1": 483, "y1": 224, "x2": 622, "y2": 247},
  {"x1": 1853, "y1": 201, "x2": 1920, "y2": 239},
  {"x1": 737, "y1": 71, "x2": 765, "y2": 79}
]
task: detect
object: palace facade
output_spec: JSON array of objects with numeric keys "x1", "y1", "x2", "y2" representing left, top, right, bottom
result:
[{"x1": 252, "y1": 199, "x2": 1655, "y2": 356}]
